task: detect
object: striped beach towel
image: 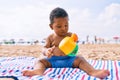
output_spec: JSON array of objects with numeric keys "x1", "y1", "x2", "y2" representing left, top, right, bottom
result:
[{"x1": 0, "y1": 56, "x2": 120, "y2": 80}]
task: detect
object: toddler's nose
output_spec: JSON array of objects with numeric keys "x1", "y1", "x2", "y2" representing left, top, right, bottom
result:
[{"x1": 61, "y1": 26, "x2": 66, "y2": 31}]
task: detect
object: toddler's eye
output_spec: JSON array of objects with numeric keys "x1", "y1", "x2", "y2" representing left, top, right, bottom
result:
[
  {"x1": 57, "y1": 26, "x2": 61, "y2": 28},
  {"x1": 65, "y1": 25, "x2": 68, "y2": 27}
]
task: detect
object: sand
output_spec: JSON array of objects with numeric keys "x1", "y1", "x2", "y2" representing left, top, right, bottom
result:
[
  {"x1": 77, "y1": 44, "x2": 120, "y2": 60},
  {"x1": 0, "y1": 44, "x2": 120, "y2": 60}
]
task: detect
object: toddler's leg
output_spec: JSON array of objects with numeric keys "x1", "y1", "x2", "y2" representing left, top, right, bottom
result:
[
  {"x1": 22, "y1": 59, "x2": 51, "y2": 77},
  {"x1": 73, "y1": 56, "x2": 110, "y2": 79}
]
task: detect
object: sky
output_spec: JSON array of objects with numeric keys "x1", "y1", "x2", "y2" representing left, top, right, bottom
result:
[{"x1": 0, "y1": 0, "x2": 120, "y2": 41}]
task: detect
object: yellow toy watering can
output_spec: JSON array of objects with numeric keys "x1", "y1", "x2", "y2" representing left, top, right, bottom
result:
[{"x1": 59, "y1": 33, "x2": 79, "y2": 56}]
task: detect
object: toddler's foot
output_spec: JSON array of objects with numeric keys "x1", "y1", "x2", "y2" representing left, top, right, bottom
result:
[
  {"x1": 90, "y1": 70, "x2": 110, "y2": 79},
  {"x1": 22, "y1": 69, "x2": 43, "y2": 77}
]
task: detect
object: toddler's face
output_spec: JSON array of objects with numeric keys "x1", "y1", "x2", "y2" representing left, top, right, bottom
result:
[{"x1": 50, "y1": 17, "x2": 69, "y2": 36}]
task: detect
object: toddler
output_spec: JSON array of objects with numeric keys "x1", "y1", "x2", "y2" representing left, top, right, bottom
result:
[{"x1": 22, "y1": 7, "x2": 110, "y2": 79}]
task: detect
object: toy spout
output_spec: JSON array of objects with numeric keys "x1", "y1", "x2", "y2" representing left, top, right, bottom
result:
[{"x1": 71, "y1": 33, "x2": 78, "y2": 42}]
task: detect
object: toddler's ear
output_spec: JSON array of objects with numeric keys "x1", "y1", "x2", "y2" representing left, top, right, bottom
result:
[{"x1": 49, "y1": 24, "x2": 53, "y2": 30}]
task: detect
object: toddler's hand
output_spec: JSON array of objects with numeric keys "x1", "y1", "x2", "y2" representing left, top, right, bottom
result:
[{"x1": 44, "y1": 46, "x2": 55, "y2": 58}]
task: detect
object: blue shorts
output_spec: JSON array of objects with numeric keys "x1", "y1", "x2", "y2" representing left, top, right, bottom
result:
[{"x1": 46, "y1": 56, "x2": 76, "y2": 68}]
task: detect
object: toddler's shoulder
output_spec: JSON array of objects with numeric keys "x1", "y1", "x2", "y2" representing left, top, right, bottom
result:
[{"x1": 47, "y1": 33, "x2": 54, "y2": 39}]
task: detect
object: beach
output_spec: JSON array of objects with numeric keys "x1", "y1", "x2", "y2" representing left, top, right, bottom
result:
[{"x1": 0, "y1": 44, "x2": 120, "y2": 60}]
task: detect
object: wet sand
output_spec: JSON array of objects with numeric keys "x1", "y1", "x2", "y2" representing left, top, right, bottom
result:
[{"x1": 0, "y1": 44, "x2": 120, "y2": 60}]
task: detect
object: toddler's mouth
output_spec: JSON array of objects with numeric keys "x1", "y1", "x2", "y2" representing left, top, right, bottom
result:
[{"x1": 61, "y1": 32, "x2": 66, "y2": 36}]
